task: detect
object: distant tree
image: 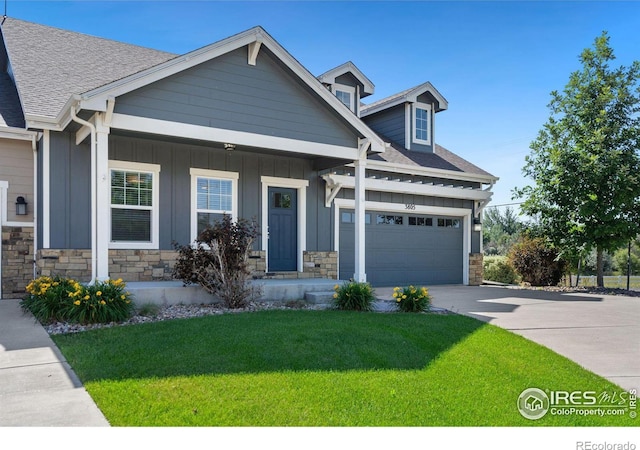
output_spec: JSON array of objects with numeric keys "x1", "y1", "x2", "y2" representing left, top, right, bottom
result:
[
  {"x1": 612, "y1": 238, "x2": 640, "y2": 275},
  {"x1": 514, "y1": 32, "x2": 640, "y2": 287},
  {"x1": 482, "y1": 206, "x2": 525, "y2": 255}
]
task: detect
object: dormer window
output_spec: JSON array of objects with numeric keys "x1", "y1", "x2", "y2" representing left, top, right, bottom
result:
[
  {"x1": 333, "y1": 83, "x2": 356, "y2": 113},
  {"x1": 413, "y1": 102, "x2": 432, "y2": 145}
]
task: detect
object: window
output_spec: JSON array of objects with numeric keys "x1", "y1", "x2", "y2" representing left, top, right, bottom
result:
[
  {"x1": 190, "y1": 168, "x2": 238, "y2": 240},
  {"x1": 109, "y1": 161, "x2": 160, "y2": 249},
  {"x1": 409, "y1": 216, "x2": 433, "y2": 227},
  {"x1": 376, "y1": 214, "x2": 403, "y2": 225},
  {"x1": 333, "y1": 84, "x2": 356, "y2": 112},
  {"x1": 413, "y1": 103, "x2": 432, "y2": 145},
  {"x1": 341, "y1": 212, "x2": 371, "y2": 224},
  {"x1": 437, "y1": 218, "x2": 460, "y2": 229},
  {"x1": 273, "y1": 192, "x2": 292, "y2": 209}
]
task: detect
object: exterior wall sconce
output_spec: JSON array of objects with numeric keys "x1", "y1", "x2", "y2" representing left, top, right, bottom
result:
[
  {"x1": 224, "y1": 143, "x2": 236, "y2": 152},
  {"x1": 16, "y1": 196, "x2": 28, "y2": 215},
  {"x1": 473, "y1": 217, "x2": 482, "y2": 232}
]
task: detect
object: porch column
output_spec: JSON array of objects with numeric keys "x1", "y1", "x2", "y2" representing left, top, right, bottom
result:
[
  {"x1": 353, "y1": 158, "x2": 366, "y2": 282},
  {"x1": 94, "y1": 114, "x2": 110, "y2": 280}
]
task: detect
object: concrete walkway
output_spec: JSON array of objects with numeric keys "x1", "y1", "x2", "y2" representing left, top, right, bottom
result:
[
  {"x1": 0, "y1": 299, "x2": 109, "y2": 426},
  {"x1": 378, "y1": 285, "x2": 640, "y2": 392}
]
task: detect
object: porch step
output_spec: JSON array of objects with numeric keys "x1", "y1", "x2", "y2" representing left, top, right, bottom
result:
[
  {"x1": 126, "y1": 279, "x2": 341, "y2": 306},
  {"x1": 304, "y1": 291, "x2": 336, "y2": 304}
]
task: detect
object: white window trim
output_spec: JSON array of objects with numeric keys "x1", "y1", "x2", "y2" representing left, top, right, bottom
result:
[
  {"x1": 190, "y1": 168, "x2": 239, "y2": 242},
  {"x1": 108, "y1": 160, "x2": 161, "y2": 250},
  {"x1": 332, "y1": 83, "x2": 356, "y2": 113},
  {"x1": 261, "y1": 176, "x2": 309, "y2": 273},
  {"x1": 413, "y1": 102, "x2": 432, "y2": 146}
]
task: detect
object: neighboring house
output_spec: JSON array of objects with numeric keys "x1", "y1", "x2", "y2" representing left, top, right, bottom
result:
[
  {"x1": 0, "y1": 17, "x2": 497, "y2": 298},
  {"x1": 0, "y1": 36, "x2": 39, "y2": 299}
]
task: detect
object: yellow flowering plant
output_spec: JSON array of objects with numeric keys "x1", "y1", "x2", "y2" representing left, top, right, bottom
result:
[
  {"x1": 23, "y1": 275, "x2": 83, "y2": 322},
  {"x1": 392, "y1": 285, "x2": 431, "y2": 313},
  {"x1": 21, "y1": 276, "x2": 134, "y2": 325}
]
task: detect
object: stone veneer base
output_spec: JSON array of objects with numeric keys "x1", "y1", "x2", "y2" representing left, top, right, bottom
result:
[
  {"x1": 34, "y1": 249, "x2": 338, "y2": 284},
  {"x1": 1, "y1": 226, "x2": 35, "y2": 298}
]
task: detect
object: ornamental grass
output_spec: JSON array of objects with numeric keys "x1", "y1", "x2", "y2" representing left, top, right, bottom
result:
[{"x1": 332, "y1": 281, "x2": 375, "y2": 311}]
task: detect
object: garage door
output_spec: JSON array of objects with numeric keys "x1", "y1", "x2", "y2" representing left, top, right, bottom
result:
[{"x1": 339, "y1": 210, "x2": 463, "y2": 286}]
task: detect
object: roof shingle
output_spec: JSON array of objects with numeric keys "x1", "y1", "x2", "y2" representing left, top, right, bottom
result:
[
  {"x1": 370, "y1": 135, "x2": 496, "y2": 179},
  {"x1": 1, "y1": 17, "x2": 176, "y2": 118}
]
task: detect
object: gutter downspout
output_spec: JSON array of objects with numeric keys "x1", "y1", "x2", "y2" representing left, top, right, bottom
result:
[
  {"x1": 70, "y1": 106, "x2": 97, "y2": 283},
  {"x1": 32, "y1": 133, "x2": 41, "y2": 279}
]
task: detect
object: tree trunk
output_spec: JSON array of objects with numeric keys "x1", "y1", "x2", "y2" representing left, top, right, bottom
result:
[
  {"x1": 576, "y1": 258, "x2": 582, "y2": 288},
  {"x1": 596, "y1": 246, "x2": 605, "y2": 288}
]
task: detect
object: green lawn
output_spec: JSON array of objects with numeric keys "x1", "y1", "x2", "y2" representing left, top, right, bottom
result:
[{"x1": 52, "y1": 310, "x2": 635, "y2": 426}]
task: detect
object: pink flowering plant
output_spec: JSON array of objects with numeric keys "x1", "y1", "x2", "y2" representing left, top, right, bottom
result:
[
  {"x1": 392, "y1": 285, "x2": 431, "y2": 313},
  {"x1": 22, "y1": 276, "x2": 134, "y2": 324}
]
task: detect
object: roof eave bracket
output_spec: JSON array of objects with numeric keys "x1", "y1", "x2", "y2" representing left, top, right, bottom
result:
[
  {"x1": 321, "y1": 174, "x2": 343, "y2": 207},
  {"x1": 248, "y1": 40, "x2": 262, "y2": 66}
]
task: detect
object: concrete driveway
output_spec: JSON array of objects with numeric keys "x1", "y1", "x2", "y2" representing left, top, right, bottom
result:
[{"x1": 377, "y1": 285, "x2": 639, "y2": 392}]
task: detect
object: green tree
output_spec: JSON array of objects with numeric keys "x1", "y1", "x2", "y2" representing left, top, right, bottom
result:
[
  {"x1": 612, "y1": 238, "x2": 640, "y2": 275},
  {"x1": 514, "y1": 32, "x2": 640, "y2": 287},
  {"x1": 482, "y1": 206, "x2": 524, "y2": 255}
]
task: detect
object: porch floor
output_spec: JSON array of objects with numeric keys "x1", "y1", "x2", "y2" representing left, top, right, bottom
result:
[{"x1": 126, "y1": 278, "x2": 341, "y2": 306}]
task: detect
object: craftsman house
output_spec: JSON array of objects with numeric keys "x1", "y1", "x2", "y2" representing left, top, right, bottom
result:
[{"x1": 0, "y1": 17, "x2": 496, "y2": 298}]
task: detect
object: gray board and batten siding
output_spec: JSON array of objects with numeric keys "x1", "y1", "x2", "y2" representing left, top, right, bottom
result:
[
  {"x1": 334, "y1": 73, "x2": 363, "y2": 91},
  {"x1": 362, "y1": 104, "x2": 406, "y2": 148},
  {"x1": 43, "y1": 132, "x2": 335, "y2": 252},
  {"x1": 114, "y1": 46, "x2": 358, "y2": 148},
  {"x1": 41, "y1": 44, "x2": 375, "y2": 252}
]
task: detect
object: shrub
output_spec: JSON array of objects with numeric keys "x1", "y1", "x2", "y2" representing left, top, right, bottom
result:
[
  {"x1": 332, "y1": 281, "x2": 375, "y2": 311},
  {"x1": 173, "y1": 214, "x2": 261, "y2": 309},
  {"x1": 22, "y1": 276, "x2": 135, "y2": 324},
  {"x1": 63, "y1": 279, "x2": 135, "y2": 324},
  {"x1": 508, "y1": 237, "x2": 567, "y2": 286},
  {"x1": 22, "y1": 276, "x2": 82, "y2": 323},
  {"x1": 483, "y1": 256, "x2": 519, "y2": 284},
  {"x1": 393, "y1": 285, "x2": 431, "y2": 313}
]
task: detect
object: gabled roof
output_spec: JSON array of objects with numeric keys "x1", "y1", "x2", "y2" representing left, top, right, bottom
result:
[
  {"x1": 0, "y1": 17, "x2": 176, "y2": 120},
  {"x1": 317, "y1": 61, "x2": 375, "y2": 97},
  {"x1": 361, "y1": 81, "x2": 448, "y2": 116},
  {"x1": 0, "y1": 18, "x2": 386, "y2": 152}
]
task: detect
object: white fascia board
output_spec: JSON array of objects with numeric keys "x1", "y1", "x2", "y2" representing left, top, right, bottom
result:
[
  {"x1": 325, "y1": 173, "x2": 493, "y2": 201},
  {"x1": 361, "y1": 82, "x2": 449, "y2": 118},
  {"x1": 70, "y1": 27, "x2": 385, "y2": 154},
  {"x1": 358, "y1": 160, "x2": 499, "y2": 185},
  {"x1": 80, "y1": 31, "x2": 257, "y2": 101},
  {"x1": 25, "y1": 115, "x2": 64, "y2": 131},
  {"x1": 110, "y1": 113, "x2": 360, "y2": 160},
  {"x1": 0, "y1": 126, "x2": 39, "y2": 141},
  {"x1": 317, "y1": 61, "x2": 375, "y2": 96}
]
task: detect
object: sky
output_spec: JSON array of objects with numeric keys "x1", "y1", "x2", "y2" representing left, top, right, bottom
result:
[{"x1": 4, "y1": 0, "x2": 640, "y2": 214}]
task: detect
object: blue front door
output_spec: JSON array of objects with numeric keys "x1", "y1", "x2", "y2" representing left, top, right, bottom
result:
[{"x1": 268, "y1": 187, "x2": 297, "y2": 271}]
